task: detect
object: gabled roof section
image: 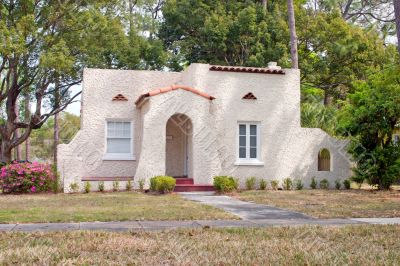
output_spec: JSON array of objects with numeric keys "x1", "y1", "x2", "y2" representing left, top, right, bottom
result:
[
  {"x1": 209, "y1": 65, "x2": 285, "y2": 75},
  {"x1": 112, "y1": 94, "x2": 128, "y2": 101},
  {"x1": 135, "y1": 85, "x2": 216, "y2": 106},
  {"x1": 242, "y1": 92, "x2": 257, "y2": 100}
]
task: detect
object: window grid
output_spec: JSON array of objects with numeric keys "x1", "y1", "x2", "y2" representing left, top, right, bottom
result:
[
  {"x1": 106, "y1": 121, "x2": 132, "y2": 154},
  {"x1": 238, "y1": 123, "x2": 259, "y2": 160}
]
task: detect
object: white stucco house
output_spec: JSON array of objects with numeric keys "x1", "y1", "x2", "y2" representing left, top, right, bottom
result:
[{"x1": 58, "y1": 63, "x2": 351, "y2": 192}]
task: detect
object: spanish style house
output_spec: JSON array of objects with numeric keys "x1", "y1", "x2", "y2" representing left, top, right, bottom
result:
[{"x1": 58, "y1": 63, "x2": 351, "y2": 192}]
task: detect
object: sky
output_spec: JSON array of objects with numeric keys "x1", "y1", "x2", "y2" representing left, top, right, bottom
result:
[{"x1": 65, "y1": 85, "x2": 82, "y2": 116}]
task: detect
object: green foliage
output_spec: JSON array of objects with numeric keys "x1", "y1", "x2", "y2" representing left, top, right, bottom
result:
[
  {"x1": 343, "y1": 179, "x2": 351, "y2": 190},
  {"x1": 259, "y1": 179, "x2": 267, "y2": 190},
  {"x1": 271, "y1": 180, "x2": 279, "y2": 190},
  {"x1": 149, "y1": 176, "x2": 176, "y2": 194},
  {"x1": 335, "y1": 179, "x2": 342, "y2": 190},
  {"x1": 98, "y1": 181, "x2": 105, "y2": 192},
  {"x1": 138, "y1": 179, "x2": 145, "y2": 192},
  {"x1": 84, "y1": 182, "x2": 91, "y2": 193},
  {"x1": 283, "y1": 178, "x2": 293, "y2": 190},
  {"x1": 245, "y1": 177, "x2": 257, "y2": 190},
  {"x1": 213, "y1": 176, "x2": 238, "y2": 193},
  {"x1": 126, "y1": 180, "x2": 132, "y2": 191},
  {"x1": 337, "y1": 66, "x2": 400, "y2": 189},
  {"x1": 301, "y1": 101, "x2": 339, "y2": 135},
  {"x1": 113, "y1": 181, "x2": 120, "y2": 192},
  {"x1": 295, "y1": 179, "x2": 304, "y2": 190},
  {"x1": 69, "y1": 182, "x2": 79, "y2": 193},
  {"x1": 160, "y1": 1, "x2": 290, "y2": 70},
  {"x1": 319, "y1": 179, "x2": 330, "y2": 189},
  {"x1": 310, "y1": 177, "x2": 317, "y2": 189}
]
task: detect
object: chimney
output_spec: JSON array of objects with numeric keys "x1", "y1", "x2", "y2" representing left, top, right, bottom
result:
[{"x1": 268, "y1": 62, "x2": 281, "y2": 70}]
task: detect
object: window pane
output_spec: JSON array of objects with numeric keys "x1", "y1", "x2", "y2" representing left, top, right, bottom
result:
[
  {"x1": 239, "y1": 147, "x2": 246, "y2": 158},
  {"x1": 123, "y1": 122, "x2": 131, "y2": 137},
  {"x1": 107, "y1": 138, "x2": 131, "y2": 153},
  {"x1": 239, "y1": 124, "x2": 246, "y2": 135},
  {"x1": 239, "y1": 136, "x2": 246, "y2": 147},
  {"x1": 250, "y1": 147, "x2": 257, "y2": 158},
  {"x1": 250, "y1": 136, "x2": 257, "y2": 147},
  {"x1": 107, "y1": 122, "x2": 115, "y2": 136},
  {"x1": 250, "y1": 125, "x2": 257, "y2": 135}
]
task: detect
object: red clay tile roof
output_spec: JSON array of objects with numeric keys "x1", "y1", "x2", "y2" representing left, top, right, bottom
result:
[
  {"x1": 209, "y1": 65, "x2": 285, "y2": 75},
  {"x1": 135, "y1": 85, "x2": 216, "y2": 106},
  {"x1": 242, "y1": 92, "x2": 257, "y2": 100},
  {"x1": 112, "y1": 94, "x2": 128, "y2": 101}
]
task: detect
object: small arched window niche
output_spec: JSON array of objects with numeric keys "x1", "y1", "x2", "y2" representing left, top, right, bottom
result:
[{"x1": 318, "y1": 148, "x2": 331, "y2": 171}]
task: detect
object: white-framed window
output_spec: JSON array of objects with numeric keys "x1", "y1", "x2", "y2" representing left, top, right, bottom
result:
[
  {"x1": 393, "y1": 134, "x2": 399, "y2": 144},
  {"x1": 235, "y1": 122, "x2": 263, "y2": 166},
  {"x1": 103, "y1": 121, "x2": 135, "y2": 160}
]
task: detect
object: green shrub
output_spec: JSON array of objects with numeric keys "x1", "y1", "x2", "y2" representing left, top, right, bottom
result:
[
  {"x1": 113, "y1": 181, "x2": 119, "y2": 192},
  {"x1": 335, "y1": 179, "x2": 342, "y2": 190},
  {"x1": 343, "y1": 179, "x2": 351, "y2": 189},
  {"x1": 283, "y1": 177, "x2": 293, "y2": 190},
  {"x1": 98, "y1": 181, "x2": 105, "y2": 192},
  {"x1": 150, "y1": 176, "x2": 176, "y2": 193},
  {"x1": 310, "y1": 177, "x2": 317, "y2": 189},
  {"x1": 245, "y1": 176, "x2": 257, "y2": 190},
  {"x1": 213, "y1": 176, "x2": 238, "y2": 193},
  {"x1": 271, "y1": 180, "x2": 279, "y2": 190},
  {"x1": 126, "y1": 180, "x2": 132, "y2": 191},
  {"x1": 69, "y1": 182, "x2": 79, "y2": 193},
  {"x1": 319, "y1": 179, "x2": 329, "y2": 189},
  {"x1": 295, "y1": 179, "x2": 304, "y2": 190},
  {"x1": 259, "y1": 179, "x2": 267, "y2": 190},
  {"x1": 84, "y1": 182, "x2": 91, "y2": 193},
  {"x1": 138, "y1": 179, "x2": 145, "y2": 191}
]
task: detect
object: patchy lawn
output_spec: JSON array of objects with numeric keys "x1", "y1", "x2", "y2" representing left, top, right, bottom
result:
[
  {"x1": 0, "y1": 225, "x2": 399, "y2": 265},
  {"x1": 0, "y1": 192, "x2": 237, "y2": 223},
  {"x1": 235, "y1": 190, "x2": 400, "y2": 218}
]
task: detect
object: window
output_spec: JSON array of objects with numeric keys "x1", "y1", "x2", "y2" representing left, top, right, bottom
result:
[
  {"x1": 393, "y1": 134, "x2": 399, "y2": 144},
  {"x1": 236, "y1": 122, "x2": 263, "y2": 165},
  {"x1": 318, "y1": 149, "x2": 331, "y2": 171},
  {"x1": 104, "y1": 121, "x2": 134, "y2": 160}
]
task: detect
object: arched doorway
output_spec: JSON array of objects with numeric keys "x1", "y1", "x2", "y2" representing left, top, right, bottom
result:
[
  {"x1": 318, "y1": 148, "x2": 331, "y2": 171},
  {"x1": 166, "y1": 114, "x2": 192, "y2": 177}
]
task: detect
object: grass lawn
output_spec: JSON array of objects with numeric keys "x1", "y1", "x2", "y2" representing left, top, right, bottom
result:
[
  {"x1": 0, "y1": 225, "x2": 399, "y2": 265},
  {"x1": 0, "y1": 192, "x2": 237, "y2": 223},
  {"x1": 235, "y1": 190, "x2": 400, "y2": 218}
]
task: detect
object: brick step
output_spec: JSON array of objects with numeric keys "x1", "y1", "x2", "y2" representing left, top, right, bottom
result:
[
  {"x1": 174, "y1": 178, "x2": 194, "y2": 185},
  {"x1": 174, "y1": 184, "x2": 215, "y2": 192}
]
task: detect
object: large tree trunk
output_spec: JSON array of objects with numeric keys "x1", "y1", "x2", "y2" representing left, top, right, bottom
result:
[
  {"x1": 262, "y1": 0, "x2": 267, "y2": 10},
  {"x1": 394, "y1": 0, "x2": 400, "y2": 57},
  {"x1": 287, "y1": 0, "x2": 299, "y2": 69},
  {"x1": 14, "y1": 103, "x2": 21, "y2": 161},
  {"x1": 24, "y1": 92, "x2": 31, "y2": 161},
  {"x1": 0, "y1": 144, "x2": 12, "y2": 163},
  {"x1": 54, "y1": 81, "x2": 60, "y2": 167}
]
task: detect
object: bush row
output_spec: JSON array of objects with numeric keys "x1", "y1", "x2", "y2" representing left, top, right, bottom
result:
[{"x1": 214, "y1": 176, "x2": 352, "y2": 193}]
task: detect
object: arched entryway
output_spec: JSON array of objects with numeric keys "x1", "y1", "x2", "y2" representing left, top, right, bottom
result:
[{"x1": 165, "y1": 114, "x2": 192, "y2": 177}]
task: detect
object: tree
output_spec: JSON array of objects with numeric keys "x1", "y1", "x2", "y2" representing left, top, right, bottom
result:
[
  {"x1": 287, "y1": 0, "x2": 299, "y2": 68},
  {"x1": 394, "y1": 0, "x2": 400, "y2": 56},
  {"x1": 0, "y1": 1, "x2": 162, "y2": 162},
  {"x1": 337, "y1": 66, "x2": 400, "y2": 189}
]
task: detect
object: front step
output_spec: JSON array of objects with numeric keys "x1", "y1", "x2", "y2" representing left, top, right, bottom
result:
[
  {"x1": 174, "y1": 184, "x2": 215, "y2": 192},
  {"x1": 174, "y1": 178, "x2": 194, "y2": 185}
]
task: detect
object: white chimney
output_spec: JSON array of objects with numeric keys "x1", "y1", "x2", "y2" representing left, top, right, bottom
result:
[{"x1": 268, "y1": 62, "x2": 281, "y2": 70}]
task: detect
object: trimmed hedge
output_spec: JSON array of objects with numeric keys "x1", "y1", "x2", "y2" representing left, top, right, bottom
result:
[
  {"x1": 213, "y1": 176, "x2": 238, "y2": 193},
  {"x1": 150, "y1": 176, "x2": 176, "y2": 193}
]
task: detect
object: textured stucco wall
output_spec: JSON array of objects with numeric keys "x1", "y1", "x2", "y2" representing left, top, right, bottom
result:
[{"x1": 58, "y1": 64, "x2": 351, "y2": 192}]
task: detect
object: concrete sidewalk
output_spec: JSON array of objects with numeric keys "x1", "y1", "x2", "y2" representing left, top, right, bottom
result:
[{"x1": 0, "y1": 218, "x2": 368, "y2": 232}]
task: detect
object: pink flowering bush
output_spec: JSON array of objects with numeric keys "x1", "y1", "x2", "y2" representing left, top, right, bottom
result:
[{"x1": 0, "y1": 162, "x2": 56, "y2": 194}]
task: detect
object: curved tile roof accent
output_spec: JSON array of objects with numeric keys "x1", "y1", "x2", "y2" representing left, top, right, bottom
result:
[
  {"x1": 209, "y1": 65, "x2": 285, "y2": 75},
  {"x1": 135, "y1": 85, "x2": 216, "y2": 106}
]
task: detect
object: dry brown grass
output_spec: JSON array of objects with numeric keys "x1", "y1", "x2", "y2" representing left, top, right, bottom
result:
[
  {"x1": 0, "y1": 192, "x2": 237, "y2": 223},
  {"x1": 236, "y1": 190, "x2": 400, "y2": 218},
  {"x1": 0, "y1": 225, "x2": 399, "y2": 265}
]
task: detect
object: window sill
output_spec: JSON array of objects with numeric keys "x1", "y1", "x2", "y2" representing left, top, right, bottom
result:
[
  {"x1": 103, "y1": 154, "x2": 136, "y2": 161},
  {"x1": 234, "y1": 160, "x2": 264, "y2": 166}
]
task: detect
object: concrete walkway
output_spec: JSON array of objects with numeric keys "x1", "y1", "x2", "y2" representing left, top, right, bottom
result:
[{"x1": 179, "y1": 192, "x2": 313, "y2": 220}]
